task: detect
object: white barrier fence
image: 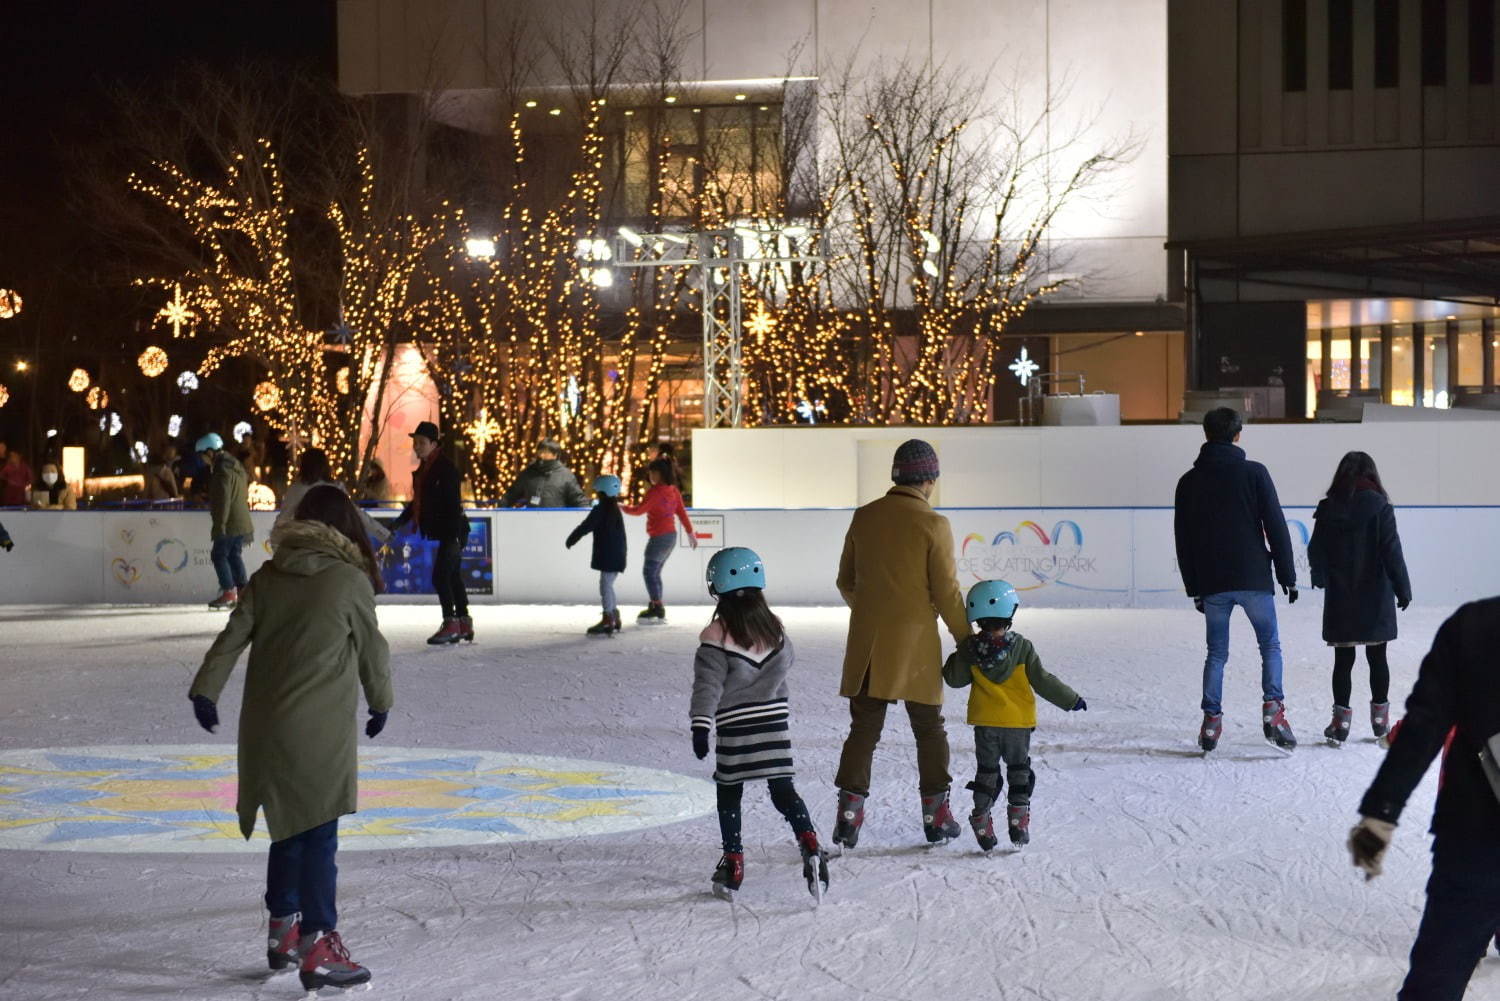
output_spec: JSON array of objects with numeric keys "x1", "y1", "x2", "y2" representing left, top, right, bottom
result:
[{"x1": 1, "y1": 505, "x2": 1497, "y2": 609}]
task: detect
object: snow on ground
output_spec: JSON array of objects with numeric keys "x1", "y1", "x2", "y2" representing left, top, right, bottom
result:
[{"x1": 0, "y1": 601, "x2": 1486, "y2": 1000}]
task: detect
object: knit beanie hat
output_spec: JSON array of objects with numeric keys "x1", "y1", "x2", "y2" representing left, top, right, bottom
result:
[{"x1": 891, "y1": 439, "x2": 940, "y2": 484}]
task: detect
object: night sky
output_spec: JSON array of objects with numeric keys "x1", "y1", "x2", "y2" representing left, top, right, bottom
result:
[{"x1": 0, "y1": 0, "x2": 336, "y2": 444}]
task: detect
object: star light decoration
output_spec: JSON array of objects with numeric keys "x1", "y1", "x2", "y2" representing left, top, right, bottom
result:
[
  {"x1": 68, "y1": 368, "x2": 90, "y2": 393},
  {"x1": 746, "y1": 304, "x2": 778, "y2": 344},
  {"x1": 156, "y1": 283, "x2": 196, "y2": 338},
  {"x1": 138, "y1": 346, "x2": 169, "y2": 378},
  {"x1": 466, "y1": 408, "x2": 502, "y2": 455},
  {"x1": 1008, "y1": 346, "x2": 1040, "y2": 387}
]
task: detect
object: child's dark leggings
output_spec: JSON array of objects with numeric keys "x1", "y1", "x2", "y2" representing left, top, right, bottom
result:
[
  {"x1": 1332, "y1": 643, "x2": 1389, "y2": 706},
  {"x1": 716, "y1": 777, "x2": 814, "y2": 853}
]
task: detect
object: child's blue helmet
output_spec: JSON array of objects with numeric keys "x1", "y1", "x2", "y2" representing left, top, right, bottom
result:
[
  {"x1": 966, "y1": 580, "x2": 1019, "y2": 622},
  {"x1": 194, "y1": 432, "x2": 223, "y2": 453},
  {"x1": 707, "y1": 546, "x2": 765, "y2": 596},
  {"x1": 593, "y1": 474, "x2": 621, "y2": 497}
]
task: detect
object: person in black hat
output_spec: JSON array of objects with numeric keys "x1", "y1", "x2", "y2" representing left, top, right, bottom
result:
[{"x1": 389, "y1": 421, "x2": 473, "y2": 645}]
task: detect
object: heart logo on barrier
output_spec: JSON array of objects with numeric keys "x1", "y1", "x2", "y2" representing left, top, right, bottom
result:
[
  {"x1": 119, "y1": 529, "x2": 135, "y2": 545},
  {"x1": 112, "y1": 558, "x2": 141, "y2": 588},
  {"x1": 958, "y1": 520, "x2": 1086, "y2": 589}
]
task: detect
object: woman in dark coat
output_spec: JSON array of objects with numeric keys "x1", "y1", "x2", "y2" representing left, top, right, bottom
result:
[{"x1": 1308, "y1": 451, "x2": 1412, "y2": 746}]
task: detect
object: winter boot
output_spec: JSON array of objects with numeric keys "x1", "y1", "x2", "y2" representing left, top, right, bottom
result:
[
  {"x1": 1007, "y1": 804, "x2": 1031, "y2": 846},
  {"x1": 969, "y1": 810, "x2": 998, "y2": 852},
  {"x1": 797, "y1": 830, "x2": 830, "y2": 900},
  {"x1": 711, "y1": 851, "x2": 744, "y2": 900},
  {"x1": 297, "y1": 930, "x2": 371, "y2": 992},
  {"x1": 921, "y1": 790, "x2": 962, "y2": 844},
  {"x1": 458, "y1": 614, "x2": 475, "y2": 643},
  {"x1": 1370, "y1": 701, "x2": 1391, "y2": 741},
  {"x1": 831, "y1": 790, "x2": 866, "y2": 849},
  {"x1": 426, "y1": 618, "x2": 463, "y2": 646},
  {"x1": 1198, "y1": 712, "x2": 1224, "y2": 752},
  {"x1": 1324, "y1": 705, "x2": 1353, "y2": 746},
  {"x1": 207, "y1": 588, "x2": 238, "y2": 610},
  {"x1": 267, "y1": 914, "x2": 300, "y2": 971},
  {"x1": 586, "y1": 613, "x2": 615, "y2": 636},
  {"x1": 1262, "y1": 699, "x2": 1297, "y2": 750}
]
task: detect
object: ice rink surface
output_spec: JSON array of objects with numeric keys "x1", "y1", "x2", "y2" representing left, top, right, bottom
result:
[{"x1": 0, "y1": 601, "x2": 1488, "y2": 1001}]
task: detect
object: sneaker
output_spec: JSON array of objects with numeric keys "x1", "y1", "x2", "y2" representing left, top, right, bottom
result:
[
  {"x1": 921, "y1": 790, "x2": 961, "y2": 844},
  {"x1": 426, "y1": 618, "x2": 463, "y2": 646},
  {"x1": 1198, "y1": 712, "x2": 1224, "y2": 752},
  {"x1": 711, "y1": 851, "x2": 744, "y2": 899},
  {"x1": 797, "y1": 831, "x2": 830, "y2": 900},
  {"x1": 831, "y1": 790, "x2": 865, "y2": 849},
  {"x1": 207, "y1": 588, "x2": 237, "y2": 610},
  {"x1": 1324, "y1": 705, "x2": 1353, "y2": 746},
  {"x1": 969, "y1": 810, "x2": 998, "y2": 852},
  {"x1": 1007, "y1": 804, "x2": 1031, "y2": 846},
  {"x1": 267, "y1": 914, "x2": 300, "y2": 971},
  {"x1": 297, "y1": 930, "x2": 370, "y2": 992},
  {"x1": 1370, "y1": 701, "x2": 1391, "y2": 739},
  {"x1": 1263, "y1": 699, "x2": 1297, "y2": 749}
]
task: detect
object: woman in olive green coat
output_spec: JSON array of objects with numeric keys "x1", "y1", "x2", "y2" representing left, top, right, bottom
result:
[{"x1": 189, "y1": 485, "x2": 392, "y2": 993}]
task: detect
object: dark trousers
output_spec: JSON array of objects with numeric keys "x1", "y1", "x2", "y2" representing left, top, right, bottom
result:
[
  {"x1": 210, "y1": 535, "x2": 250, "y2": 591},
  {"x1": 1399, "y1": 841, "x2": 1500, "y2": 1000},
  {"x1": 715, "y1": 777, "x2": 814, "y2": 853},
  {"x1": 972, "y1": 726, "x2": 1034, "y2": 811},
  {"x1": 835, "y1": 677, "x2": 951, "y2": 797},
  {"x1": 433, "y1": 536, "x2": 468, "y2": 619},
  {"x1": 265, "y1": 819, "x2": 339, "y2": 935},
  {"x1": 1332, "y1": 643, "x2": 1390, "y2": 705}
]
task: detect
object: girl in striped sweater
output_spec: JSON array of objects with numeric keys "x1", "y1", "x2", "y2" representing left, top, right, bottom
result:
[{"x1": 690, "y1": 547, "x2": 829, "y2": 901}]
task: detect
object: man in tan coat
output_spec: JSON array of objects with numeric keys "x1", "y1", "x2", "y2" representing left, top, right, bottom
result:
[{"x1": 832, "y1": 439, "x2": 971, "y2": 848}]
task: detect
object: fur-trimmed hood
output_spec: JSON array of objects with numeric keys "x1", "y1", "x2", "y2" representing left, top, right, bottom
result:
[{"x1": 268, "y1": 519, "x2": 371, "y2": 578}]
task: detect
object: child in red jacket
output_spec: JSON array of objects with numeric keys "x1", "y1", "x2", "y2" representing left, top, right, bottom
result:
[{"x1": 622, "y1": 458, "x2": 696, "y2": 622}]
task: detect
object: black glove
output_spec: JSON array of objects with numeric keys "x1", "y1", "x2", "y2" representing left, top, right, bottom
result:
[
  {"x1": 1283, "y1": 586, "x2": 1299, "y2": 604},
  {"x1": 1070, "y1": 697, "x2": 1087, "y2": 712},
  {"x1": 190, "y1": 694, "x2": 219, "y2": 733},
  {"x1": 692, "y1": 726, "x2": 710, "y2": 760},
  {"x1": 365, "y1": 710, "x2": 388, "y2": 739},
  {"x1": 1397, "y1": 596, "x2": 1410, "y2": 611},
  {"x1": 1192, "y1": 596, "x2": 1204, "y2": 614}
]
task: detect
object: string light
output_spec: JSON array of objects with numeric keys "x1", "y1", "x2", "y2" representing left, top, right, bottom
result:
[
  {"x1": 68, "y1": 368, "x2": 90, "y2": 392},
  {"x1": 253, "y1": 381, "x2": 281, "y2": 412},
  {"x1": 138, "y1": 346, "x2": 169, "y2": 378}
]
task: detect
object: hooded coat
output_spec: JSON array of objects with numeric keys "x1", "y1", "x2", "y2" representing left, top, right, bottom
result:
[
  {"x1": 189, "y1": 519, "x2": 393, "y2": 842},
  {"x1": 1308, "y1": 488, "x2": 1411, "y2": 644},
  {"x1": 209, "y1": 451, "x2": 254, "y2": 541},
  {"x1": 502, "y1": 459, "x2": 587, "y2": 508},
  {"x1": 836, "y1": 485, "x2": 970, "y2": 705},
  {"x1": 1173, "y1": 441, "x2": 1296, "y2": 596}
]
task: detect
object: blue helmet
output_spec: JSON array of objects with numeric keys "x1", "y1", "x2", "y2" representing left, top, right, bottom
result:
[
  {"x1": 966, "y1": 580, "x2": 1019, "y2": 622},
  {"x1": 707, "y1": 546, "x2": 765, "y2": 596},
  {"x1": 593, "y1": 474, "x2": 621, "y2": 497},
  {"x1": 194, "y1": 432, "x2": 224, "y2": 453}
]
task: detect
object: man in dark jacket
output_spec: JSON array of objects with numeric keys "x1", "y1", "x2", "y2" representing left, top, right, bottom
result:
[
  {"x1": 390, "y1": 421, "x2": 472, "y2": 646},
  {"x1": 501, "y1": 439, "x2": 587, "y2": 508},
  {"x1": 1350, "y1": 598, "x2": 1500, "y2": 1000},
  {"x1": 1174, "y1": 407, "x2": 1298, "y2": 752}
]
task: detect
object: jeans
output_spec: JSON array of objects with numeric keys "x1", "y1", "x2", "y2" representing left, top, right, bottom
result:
[
  {"x1": 1333, "y1": 644, "x2": 1390, "y2": 706},
  {"x1": 210, "y1": 534, "x2": 251, "y2": 591},
  {"x1": 1201, "y1": 590, "x2": 1284, "y2": 715},
  {"x1": 265, "y1": 819, "x2": 339, "y2": 934},
  {"x1": 1398, "y1": 840, "x2": 1500, "y2": 1000},
  {"x1": 642, "y1": 532, "x2": 676, "y2": 602},
  {"x1": 434, "y1": 536, "x2": 468, "y2": 620},
  {"x1": 599, "y1": 571, "x2": 619, "y2": 613},
  {"x1": 972, "y1": 726, "x2": 1034, "y2": 811},
  {"x1": 835, "y1": 676, "x2": 951, "y2": 796},
  {"x1": 716, "y1": 777, "x2": 814, "y2": 853}
]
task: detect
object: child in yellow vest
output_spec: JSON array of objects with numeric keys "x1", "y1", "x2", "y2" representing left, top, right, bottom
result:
[{"x1": 942, "y1": 580, "x2": 1086, "y2": 849}]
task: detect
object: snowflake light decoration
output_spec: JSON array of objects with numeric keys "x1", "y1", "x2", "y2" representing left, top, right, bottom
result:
[
  {"x1": 1008, "y1": 346, "x2": 1040, "y2": 387},
  {"x1": 466, "y1": 408, "x2": 502, "y2": 455},
  {"x1": 68, "y1": 368, "x2": 90, "y2": 393},
  {"x1": 86, "y1": 386, "x2": 108, "y2": 410},
  {"x1": 138, "y1": 346, "x2": 169, "y2": 378},
  {"x1": 132, "y1": 441, "x2": 149, "y2": 463},
  {"x1": 746, "y1": 305, "x2": 778, "y2": 344},
  {"x1": 0, "y1": 289, "x2": 21, "y2": 319},
  {"x1": 157, "y1": 284, "x2": 196, "y2": 338},
  {"x1": 168, "y1": 414, "x2": 182, "y2": 437},
  {"x1": 232, "y1": 421, "x2": 253, "y2": 443},
  {"x1": 176, "y1": 371, "x2": 199, "y2": 394}
]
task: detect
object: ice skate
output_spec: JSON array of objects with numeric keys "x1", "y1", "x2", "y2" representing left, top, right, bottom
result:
[
  {"x1": 458, "y1": 614, "x2": 474, "y2": 643},
  {"x1": 1198, "y1": 712, "x2": 1223, "y2": 753},
  {"x1": 831, "y1": 790, "x2": 865, "y2": 851},
  {"x1": 1262, "y1": 699, "x2": 1297, "y2": 750},
  {"x1": 585, "y1": 613, "x2": 616, "y2": 637},
  {"x1": 636, "y1": 601, "x2": 667, "y2": 624},
  {"x1": 797, "y1": 830, "x2": 830, "y2": 903},
  {"x1": 711, "y1": 851, "x2": 744, "y2": 901},
  {"x1": 297, "y1": 930, "x2": 371, "y2": 995},
  {"x1": 267, "y1": 913, "x2": 300, "y2": 971},
  {"x1": 207, "y1": 588, "x2": 237, "y2": 611},
  {"x1": 1370, "y1": 701, "x2": 1391, "y2": 744},
  {"x1": 1323, "y1": 705, "x2": 1352, "y2": 746},
  {"x1": 426, "y1": 618, "x2": 462, "y2": 646},
  {"x1": 1007, "y1": 804, "x2": 1030, "y2": 846},
  {"x1": 969, "y1": 810, "x2": 998, "y2": 852},
  {"x1": 921, "y1": 790, "x2": 961, "y2": 844}
]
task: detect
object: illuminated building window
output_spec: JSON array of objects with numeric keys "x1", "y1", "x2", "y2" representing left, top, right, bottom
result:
[{"x1": 611, "y1": 104, "x2": 783, "y2": 221}]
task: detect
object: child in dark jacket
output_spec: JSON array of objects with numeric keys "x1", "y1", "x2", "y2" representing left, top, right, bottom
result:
[
  {"x1": 943, "y1": 579, "x2": 1086, "y2": 849},
  {"x1": 690, "y1": 547, "x2": 829, "y2": 902},
  {"x1": 565, "y1": 475, "x2": 627, "y2": 636}
]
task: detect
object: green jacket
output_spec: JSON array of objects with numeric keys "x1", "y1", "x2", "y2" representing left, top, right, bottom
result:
[
  {"x1": 942, "y1": 632, "x2": 1078, "y2": 728},
  {"x1": 209, "y1": 452, "x2": 254, "y2": 541},
  {"x1": 190, "y1": 519, "x2": 393, "y2": 841}
]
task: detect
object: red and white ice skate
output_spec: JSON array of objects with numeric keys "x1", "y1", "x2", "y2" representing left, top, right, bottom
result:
[
  {"x1": 711, "y1": 851, "x2": 744, "y2": 901},
  {"x1": 297, "y1": 930, "x2": 371, "y2": 994},
  {"x1": 267, "y1": 913, "x2": 300, "y2": 971},
  {"x1": 921, "y1": 790, "x2": 961, "y2": 844}
]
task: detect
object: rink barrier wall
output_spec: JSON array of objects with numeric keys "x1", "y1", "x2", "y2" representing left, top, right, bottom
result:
[
  {"x1": 690, "y1": 421, "x2": 1500, "y2": 509},
  {"x1": 2, "y1": 505, "x2": 1498, "y2": 609}
]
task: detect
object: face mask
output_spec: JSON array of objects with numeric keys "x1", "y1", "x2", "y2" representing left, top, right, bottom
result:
[{"x1": 42, "y1": 473, "x2": 58, "y2": 486}]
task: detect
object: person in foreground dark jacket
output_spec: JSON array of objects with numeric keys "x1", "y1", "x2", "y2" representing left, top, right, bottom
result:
[
  {"x1": 501, "y1": 439, "x2": 587, "y2": 508},
  {"x1": 1173, "y1": 407, "x2": 1298, "y2": 752},
  {"x1": 1308, "y1": 450, "x2": 1412, "y2": 746},
  {"x1": 389, "y1": 421, "x2": 472, "y2": 646},
  {"x1": 1350, "y1": 597, "x2": 1500, "y2": 1000}
]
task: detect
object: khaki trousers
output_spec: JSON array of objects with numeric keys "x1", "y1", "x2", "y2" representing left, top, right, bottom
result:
[{"x1": 834, "y1": 676, "x2": 951, "y2": 797}]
